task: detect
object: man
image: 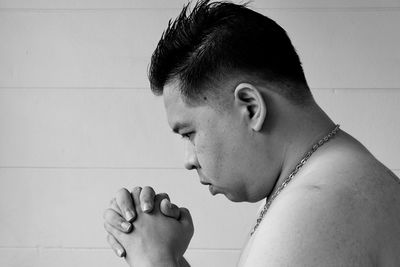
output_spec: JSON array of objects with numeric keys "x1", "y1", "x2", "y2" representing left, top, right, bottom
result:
[{"x1": 103, "y1": 0, "x2": 400, "y2": 266}]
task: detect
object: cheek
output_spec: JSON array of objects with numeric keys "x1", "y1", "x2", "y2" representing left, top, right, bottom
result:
[
  {"x1": 198, "y1": 133, "x2": 238, "y2": 181},
  {"x1": 195, "y1": 134, "x2": 225, "y2": 175}
]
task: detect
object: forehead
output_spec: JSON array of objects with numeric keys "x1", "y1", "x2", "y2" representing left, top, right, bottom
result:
[
  {"x1": 163, "y1": 80, "x2": 194, "y2": 130},
  {"x1": 163, "y1": 79, "x2": 233, "y2": 132}
]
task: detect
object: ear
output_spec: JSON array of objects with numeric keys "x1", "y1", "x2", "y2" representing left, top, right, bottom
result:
[{"x1": 234, "y1": 83, "x2": 267, "y2": 132}]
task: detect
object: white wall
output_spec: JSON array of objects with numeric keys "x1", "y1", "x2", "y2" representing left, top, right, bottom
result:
[{"x1": 0, "y1": 1, "x2": 399, "y2": 266}]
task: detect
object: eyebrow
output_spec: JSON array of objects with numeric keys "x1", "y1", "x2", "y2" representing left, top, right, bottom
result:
[{"x1": 172, "y1": 122, "x2": 191, "y2": 134}]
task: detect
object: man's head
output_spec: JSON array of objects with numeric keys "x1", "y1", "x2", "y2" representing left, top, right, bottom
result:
[
  {"x1": 149, "y1": 0, "x2": 312, "y2": 107},
  {"x1": 149, "y1": 0, "x2": 318, "y2": 202}
]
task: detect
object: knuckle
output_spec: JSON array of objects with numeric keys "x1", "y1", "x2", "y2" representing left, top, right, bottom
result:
[
  {"x1": 142, "y1": 186, "x2": 155, "y2": 194},
  {"x1": 142, "y1": 185, "x2": 151, "y2": 191},
  {"x1": 116, "y1": 187, "x2": 128, "y2": 197},
  {"x1": 103, "y1": 209, "x2": 113, "y2": 221},
  {"x1": 103, "y1": 222, "x2": 109, "y2": 231},
  {"x1": 104, "y1": 222, "x2": 120, "y2": 238},
  {"x1": 116, "y1": 190, "x2": 134, "y2": 211},
  {"x1": 172, "y1": 207, "x2": 180, "y2": 216},
  {"x1": 107, "y1": 235, "x2": 123, "y2": 257},
  {"x1": 110, "y1": 200, "x2": 120, "y2": 212},
  {"x1": 131, "y1": 186, "x2": 142, "y2": 200},
  {"x1": 106, "y1": 222, "x2": 115, "y2": 232},
  {"x1": 106, "y1": 234, "x2": 113, "y2": 245},
  {"x1": 158, "y1": 192, "x2": 170, "y2": 200},
  {"x1": 105, "y1": 208, "x2": 118, "y2": 221},
  {"x1": 132, "y1": 186, "x2": 142, "y2": 193},
  {"x1": 142, "y1": 192, "x2": 154, "y2": 203},
  {"x1": 103, "y1": 209, "x2": 108, "y2": 219},
  {"x1": 180, "y1": 207, "x2": 188, "y2": 213}
]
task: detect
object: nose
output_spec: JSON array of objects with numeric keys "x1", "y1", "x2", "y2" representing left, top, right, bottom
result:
[{"x1": 183, "y1": 140, "x2": 198, "y2": 170}]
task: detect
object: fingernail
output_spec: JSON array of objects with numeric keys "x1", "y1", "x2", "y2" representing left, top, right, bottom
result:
[
  {"x1": 142, "y1": 202, "x2": 151, "y2": 212},
  {"x1": 117, "y1": 249, "x2": 124, "y2": 257},
  {"x1": 125, "y1": 210, "x2": 134, "y2": 221},
  {"x1": 121, "y1": 221, "x2": 131, "y2": 231}
]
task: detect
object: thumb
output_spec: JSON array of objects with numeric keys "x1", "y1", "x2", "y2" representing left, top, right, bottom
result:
[
  {"x1": 160, "y1": 198, "x2": 180, "y2": 220},
  {"x1": 178, "y1": 207, "x2": 194, "y2": 232}
]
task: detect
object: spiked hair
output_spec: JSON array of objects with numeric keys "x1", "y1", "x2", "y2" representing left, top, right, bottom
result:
[{"x1": 148, "y1": 0, "x2": 312, "y2": 105}]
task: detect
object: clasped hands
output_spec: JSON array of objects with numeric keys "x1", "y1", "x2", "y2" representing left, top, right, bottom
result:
[{"x1": 103, "y1": 186, "x2": 194, "y2": 267}]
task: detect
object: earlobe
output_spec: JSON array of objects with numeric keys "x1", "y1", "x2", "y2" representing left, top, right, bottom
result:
[{"x1": 234, "y1": 83, "x2": 267, "y2": 132}]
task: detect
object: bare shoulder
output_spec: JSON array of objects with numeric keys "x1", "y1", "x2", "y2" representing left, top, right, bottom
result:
[{"x1": 241, "y1": 134, "x2": 400, "y2": 267}]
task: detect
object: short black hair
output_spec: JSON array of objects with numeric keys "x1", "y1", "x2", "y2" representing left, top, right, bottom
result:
[{"x1": 148, "y1": 0, "x2": 312, "y2": 105}]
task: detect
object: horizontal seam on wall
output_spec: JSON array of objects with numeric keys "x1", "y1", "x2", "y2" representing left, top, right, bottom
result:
[
  {"x1": 1, "y1": 167, "x2": 399, "y2": 173},
  {"x1": 1, "y1": 87, "x2": 400, "y2": 90},
  {"x1": 0, "y1": 166, "x2": 183, "y2": 170},
  {"x1": 0, "y1": 246, "x2": 242, "y2": 252},
  {"x1": 0, "y1": 7, "x2": 400, "y2": 12}
]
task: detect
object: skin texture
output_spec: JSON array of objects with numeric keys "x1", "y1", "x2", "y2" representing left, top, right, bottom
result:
[
  {"x1": 238, "y1": 132, "x2": 400, "y2": 266},
  {"x1": 103, "y1": 187, "x2": 181, "y2": 258},
  {"x1": 104, "y1": 189, "x2": 193, "y2": 267},
  {"x1": 163, "y1": 79, "x2": 284, "y2": 203},
  {"x1": 104, "y1": 77, "x2": 400, "y2": 266}
]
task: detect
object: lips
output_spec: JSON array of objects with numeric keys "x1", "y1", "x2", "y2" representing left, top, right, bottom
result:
[
  {"x1": 208, "y1": 185, "x2": 217, "y2": 195},
  {"x1": 198, "y1": 172, "x2": 211, "y2": 185}
]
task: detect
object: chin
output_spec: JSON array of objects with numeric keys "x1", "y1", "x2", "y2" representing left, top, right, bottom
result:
[{"x1": 224, "y1": 192, "x2": 245, "y2": 202}]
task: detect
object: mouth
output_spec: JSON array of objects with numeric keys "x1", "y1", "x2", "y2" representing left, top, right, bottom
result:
[
  {"x1": 208, "y1": 184, "x2": 218, "y2": 195},
  {"x1": 201, "y1": 181, "x2": 217, "y2": 195},
  {"x1": 198, "y1": 172, "x2": 211, "y2": 186},
  {"x1": 200, "y1": 181, "x2": 211, "y2": 185}
]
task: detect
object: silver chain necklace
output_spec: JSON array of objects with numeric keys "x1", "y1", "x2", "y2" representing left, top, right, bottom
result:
[{"x1": 250, "y1": 124, "x2": 341, "y2": 236}]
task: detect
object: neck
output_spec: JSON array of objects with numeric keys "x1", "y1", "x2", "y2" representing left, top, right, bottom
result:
[{"x1": 268, "y1": 104, "x2": 336, "y2": 199}]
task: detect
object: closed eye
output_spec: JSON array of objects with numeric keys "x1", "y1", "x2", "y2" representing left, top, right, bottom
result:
[{"x1": 181, "y1": 132, "x2": 194, "y2": 140}]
